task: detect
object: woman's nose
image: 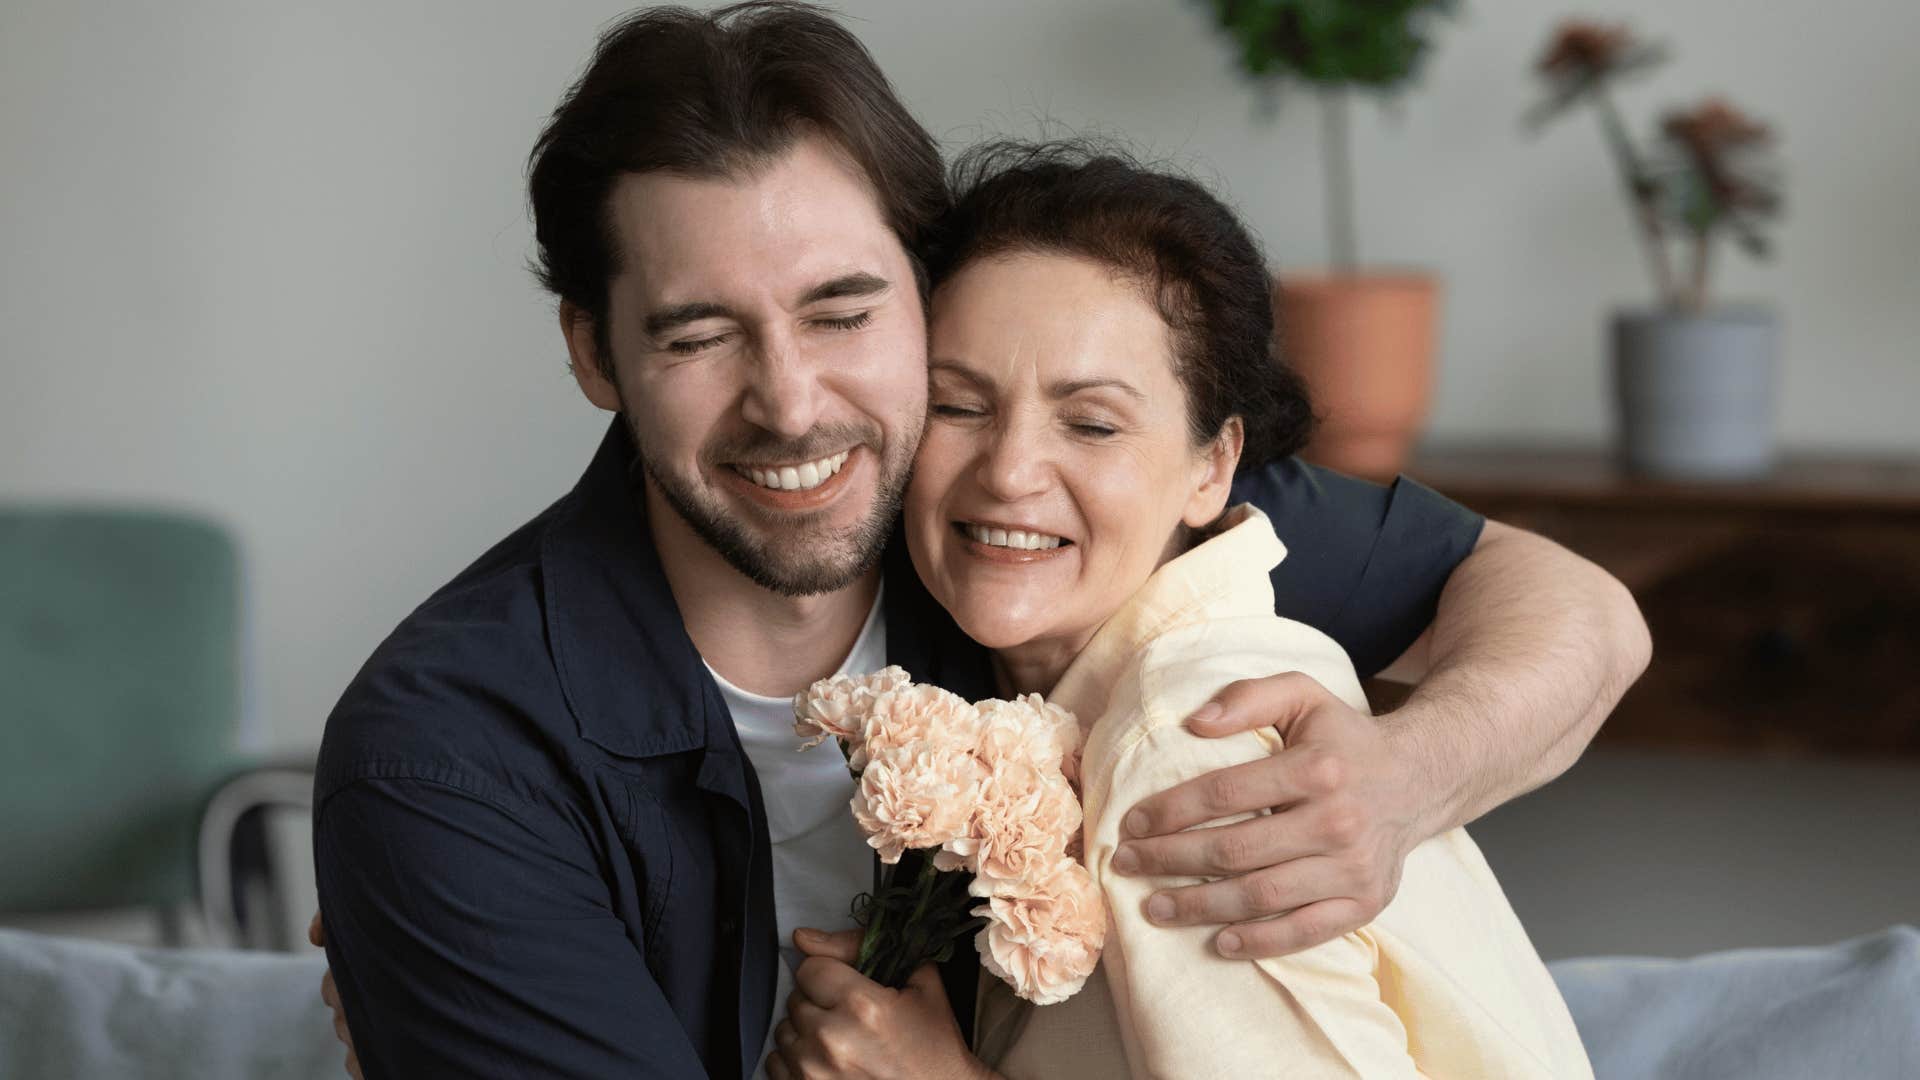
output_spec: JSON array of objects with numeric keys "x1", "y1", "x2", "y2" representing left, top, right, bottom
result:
[
  {"x1": 975, "y1": 420, "x2": 1051, "y2": 502},
  {"x1": 738, "y1": 332, "x2": 824, "y2": 439}
]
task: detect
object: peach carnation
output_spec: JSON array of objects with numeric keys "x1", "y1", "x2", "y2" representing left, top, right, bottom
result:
[
  {"x1": 793, "y1": 666, "x2": 915, "y2": 764},
  {"x1": 973, "y1": 857, "x2": 1107, "y2": 1005},
  {"x1": 961, "y1": 758, "x2": 1082, "y2": 892},
  {"x1": 851, "y1": 739, "x2": 987, "y2": 864}
]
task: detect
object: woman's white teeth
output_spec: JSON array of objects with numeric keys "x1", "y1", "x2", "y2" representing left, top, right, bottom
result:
[
  {"x1": 966, "y1": 524, "x2": 1064, "y2": 550},
  {"x1": 742, "y1": 451, "x2": 848, "y2": 491}
]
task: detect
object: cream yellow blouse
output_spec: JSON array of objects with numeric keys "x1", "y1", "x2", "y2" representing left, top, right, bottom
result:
[{"x1": 974, "y1": 506, "x2": 1592, "y2": 1079}]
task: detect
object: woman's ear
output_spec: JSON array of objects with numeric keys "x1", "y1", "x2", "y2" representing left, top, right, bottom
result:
[
  {"x1": 1182, "y1": 417, "x2": 1245, "y2": 529},
  {"x1": 560, "y1": 302, "x2": 622, "y2": 412}
]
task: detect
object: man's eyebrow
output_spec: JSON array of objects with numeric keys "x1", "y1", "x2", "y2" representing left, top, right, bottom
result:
[
  {"x1": 798, "y1": 272, "x2": 891, "y2": 306},
  {"x1": 643, "y1": 301, "x2": 733, "y2": 338}
]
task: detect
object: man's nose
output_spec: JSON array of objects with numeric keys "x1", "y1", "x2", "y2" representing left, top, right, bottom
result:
[{"x1": 739, "y1": 330, "x2": 824, "y2": 440}]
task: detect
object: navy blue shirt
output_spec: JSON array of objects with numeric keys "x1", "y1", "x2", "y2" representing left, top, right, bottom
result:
[{"x1": 314, "y1": 419, "x2": 1482, "y2": 1079}]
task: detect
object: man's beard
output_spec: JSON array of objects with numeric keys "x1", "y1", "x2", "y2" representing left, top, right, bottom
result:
[{"x1": 627, "y1": 411, "x2": 918, "y2": 598}]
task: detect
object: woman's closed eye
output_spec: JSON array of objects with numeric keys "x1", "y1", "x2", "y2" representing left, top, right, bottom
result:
[{"x1": 931, "y1": 400, "x2": 988, "y2": 420}]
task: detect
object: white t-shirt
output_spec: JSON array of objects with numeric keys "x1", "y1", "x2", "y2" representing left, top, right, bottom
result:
[{"x1": 705, "y1": 587, "x2": 886, "y2": 1080}]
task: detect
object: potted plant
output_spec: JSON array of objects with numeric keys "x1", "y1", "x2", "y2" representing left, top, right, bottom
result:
[
  {"x1": 1530, "y1": 20, "x2": 1785, "y2": 479},
  {"x1": 1197, "y1": 0, "x2": 1459, "y2": 481}
]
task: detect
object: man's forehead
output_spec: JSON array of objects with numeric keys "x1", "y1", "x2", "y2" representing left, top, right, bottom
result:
[{"x1": 606, "y1": 139, "x2": 904, "y2": 300}]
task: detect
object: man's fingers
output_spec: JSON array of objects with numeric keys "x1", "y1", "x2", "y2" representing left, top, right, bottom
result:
[
  {"x1": 345, "y1": 1051, "x2": 362, "y2": 1080},
  {"x1": 1114, "y1": 810, "x2": 1320, "y2": 878},
  {"x1": 765, "y1": 1050, "x2": 793, "y2": 1080},
  {"x1": 793, "y1": 926, "x2": 862, "y2": 964},
  {"x1": 334, "y1": 1012, "x2": 352, "y2": 1046},
  {"x1": 1185, "y1": 672, "x2": 1331, "y2": 738},
  {"x1": 1124, "y1": 749, "x2": 1343, "y2": 840},
  {"x1": 320, "y1": 969, "x2": 340, "y2": 1011},
  {"x1": 1141, "y1": 856, "x2": 1348, "y2": 927},
  {"x1": 308, "y1": 911, "x2": 325, "y2": 948},
  {"x1": 1216, "y1": 897, "x2": 1372, "y2": 959}
]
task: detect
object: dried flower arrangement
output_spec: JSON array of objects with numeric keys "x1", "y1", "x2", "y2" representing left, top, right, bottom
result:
[{"x1": 1528, "y1": 20, "x2": 1783, "y2": 311}]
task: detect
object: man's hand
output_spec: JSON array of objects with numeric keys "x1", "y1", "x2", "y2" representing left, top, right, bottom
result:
[
  {"x1": 1110, "y1": 672, "x2": 1426, "y2": 960},
  {"x1": 767, "y1": 929, "x2": 993, "y2": 1080},
  {"x1": 308, "y1": 912, "x2": 362, "y2": 1080}
]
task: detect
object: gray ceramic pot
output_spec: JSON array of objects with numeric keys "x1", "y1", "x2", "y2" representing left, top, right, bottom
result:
[{"x1": 1611, "y1": 306, "x2": 1779, "y2": 479}]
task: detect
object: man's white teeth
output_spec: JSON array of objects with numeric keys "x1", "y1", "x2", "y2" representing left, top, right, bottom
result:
[
  {"x1": 741, "y1": 451, "x2": 849, "y2": 491},
  {"x1": 965, "y1": 524, "x2": 1064, "y2": 550}
]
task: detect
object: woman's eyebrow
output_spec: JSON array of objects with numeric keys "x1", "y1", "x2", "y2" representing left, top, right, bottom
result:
[
  {"x1": 928, "y1": 358, "x2": 993, "y2": 388},
  {"x1": 1048, "y1": 376, "x2": 1146, "y2": 403}
]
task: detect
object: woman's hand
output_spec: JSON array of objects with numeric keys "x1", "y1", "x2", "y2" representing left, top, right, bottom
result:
[
  {"x1": 308, "y1": 912, "x2": 363, "y2": 1079},
  {"x1": 767, "y1": 928, "x2": 995, "y2": 1080}
]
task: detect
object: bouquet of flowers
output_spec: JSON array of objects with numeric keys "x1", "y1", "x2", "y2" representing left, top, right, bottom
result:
[{"x1": 793, "y1": 666, "x2": 1105, "y2": 1005}]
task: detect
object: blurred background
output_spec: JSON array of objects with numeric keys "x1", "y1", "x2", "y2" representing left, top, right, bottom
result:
[{"x1": 2, "y1": 0, "x2": 1914, "y2": 976}]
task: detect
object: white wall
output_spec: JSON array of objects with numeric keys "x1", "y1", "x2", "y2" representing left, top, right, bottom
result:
[{"x1": 4, "y1": 0, "x2": 1916, "y2": 751}]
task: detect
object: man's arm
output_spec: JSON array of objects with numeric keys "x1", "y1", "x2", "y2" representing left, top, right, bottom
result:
[
  {"x1": 315, "y1": 775, "x2": 708, "y2": 1078},
  {"x1": 1373, "y1": 518, "x2": 1650, "y2": 834},
  {"x1": 1114, "y1": 465, "x2": 1650, "y2": 958}
]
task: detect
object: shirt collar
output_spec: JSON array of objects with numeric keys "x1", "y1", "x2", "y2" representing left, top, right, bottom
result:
[
  {"x1": 1047, "y1": 504, "x2": 1287, "y2": 723},
  {"x1": 540, "y1": 418, "x2": 722, "y2": 759}
]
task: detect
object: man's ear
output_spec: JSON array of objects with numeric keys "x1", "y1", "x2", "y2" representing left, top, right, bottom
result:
[
  {"x1": 1182, "y1": 416, "x2": 1245, "y2": 529},
  {"x1": 560, "y1": 302, "x2": 622, "y2": 412}
]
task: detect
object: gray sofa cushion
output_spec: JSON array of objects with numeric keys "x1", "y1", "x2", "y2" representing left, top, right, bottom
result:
[
  {"x1": 0, "y1": 928, "x2": 337, "y2": 1080},
  {"x1": 1550, "y1": 925, "x2": 1920, "y2": 1079}
]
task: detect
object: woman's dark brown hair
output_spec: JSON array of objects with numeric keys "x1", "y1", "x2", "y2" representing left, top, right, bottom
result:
[
  {"x1": 527, "y1": 2, "x2": 948, "y2": 372},
  {"x1": 931, "y1": 141, "x2": 1315, "y2": 471}
]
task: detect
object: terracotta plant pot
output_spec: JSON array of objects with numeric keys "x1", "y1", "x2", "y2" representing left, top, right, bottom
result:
[{"x1": 1275, "y1": 272, "x2": 1439, "y2": 482}]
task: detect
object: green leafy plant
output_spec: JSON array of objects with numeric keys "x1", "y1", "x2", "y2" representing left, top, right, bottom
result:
[
  {"x1": 1527, "y1": 20, "x2": 1783, "y2": 310},
  {"x1": 1197, "y1": 0, "x2": 1460, "y2": 272}
]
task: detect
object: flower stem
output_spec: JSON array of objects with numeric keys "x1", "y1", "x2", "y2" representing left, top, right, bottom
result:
[{"x1": 1594, "y1": 86, "x2": 1675, "y2": 305}]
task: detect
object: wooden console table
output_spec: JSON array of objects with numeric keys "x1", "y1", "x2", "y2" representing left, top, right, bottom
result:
[{"x1": 1406, "y1": 447, "x2": 1920, "y2": 758}]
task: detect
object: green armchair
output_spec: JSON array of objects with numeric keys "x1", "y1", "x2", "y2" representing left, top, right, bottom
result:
[{"x1": 0, "y1": 506, "x2": 245, "y2": 938}]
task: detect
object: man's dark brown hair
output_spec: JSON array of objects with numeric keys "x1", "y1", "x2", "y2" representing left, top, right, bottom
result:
[{"x1": 528, "y1": 2, "x2": 949, "y2": 373}]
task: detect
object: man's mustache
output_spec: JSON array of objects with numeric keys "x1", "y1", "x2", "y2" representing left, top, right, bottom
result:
[{"x1": 705, "y1": 422, "x2": 881, "y2": 468}]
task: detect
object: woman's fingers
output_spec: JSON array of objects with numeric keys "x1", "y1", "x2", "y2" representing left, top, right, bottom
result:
[
  {"x1": 792, "y1": 926, "x2": 862, "y2": 963},
  {"x1": 307, "y1": 911, "x2": 326, "y2": 948},
  {"x1": 786, "y1": 993, "x2": 831, "y2": 1036},
  {"x1": 793, "y1": 953, "x2": 874, "y2": 1010}
]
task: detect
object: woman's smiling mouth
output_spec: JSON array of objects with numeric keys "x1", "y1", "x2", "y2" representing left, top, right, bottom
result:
[{"x1": 954, "y1": 520, "x2": 1073, "y2": 563}]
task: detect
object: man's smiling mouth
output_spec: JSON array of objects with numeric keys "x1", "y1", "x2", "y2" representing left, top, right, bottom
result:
[{"x1": 730, "y1": 450, "x2": 850, "y2": 492}]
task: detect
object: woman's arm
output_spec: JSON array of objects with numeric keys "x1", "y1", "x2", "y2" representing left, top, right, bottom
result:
[
  {"x1": 1089, "y1": 719, "x2": 1423, "y2": 1080},
  {"x1": 1115, "y1": 520, "x2": 1649, "y2": 958}
]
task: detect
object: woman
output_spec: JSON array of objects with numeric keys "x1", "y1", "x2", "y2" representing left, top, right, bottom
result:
[{"x1": 769, "y1": 143, "x2": 1592, "y2": 1079}]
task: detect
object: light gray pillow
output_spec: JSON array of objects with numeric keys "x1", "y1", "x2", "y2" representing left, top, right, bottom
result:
[{"x1": 0, "y1": 928, "x2": 339, "y2": 1080}]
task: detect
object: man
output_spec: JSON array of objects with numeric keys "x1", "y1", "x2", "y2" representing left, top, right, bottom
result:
[{"x1": 313, "y1": 4, "x2": 1650, "y2": 1078}]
